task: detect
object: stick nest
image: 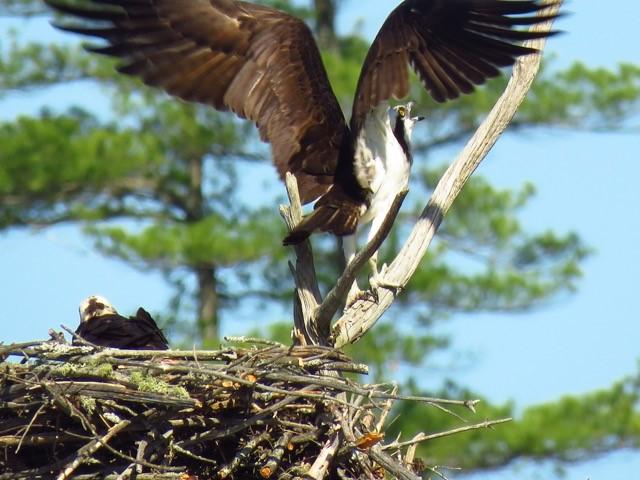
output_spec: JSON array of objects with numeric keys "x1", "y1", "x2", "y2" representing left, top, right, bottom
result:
[{"x1": 1, "y1": 337, "x2": 437, "y2": 480}]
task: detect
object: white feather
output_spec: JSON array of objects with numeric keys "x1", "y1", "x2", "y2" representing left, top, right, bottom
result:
[
  {"x1": 354, "y1": 103, "x2": 412, "y2": 240},
  {"x1": 78, "y1": 295, "x2": 118, "y2": 323}
]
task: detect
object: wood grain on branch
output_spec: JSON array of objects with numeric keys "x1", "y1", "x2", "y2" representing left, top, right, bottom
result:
[{"x1": 280, "y1": 173, "x2": 324, "y2": 345}]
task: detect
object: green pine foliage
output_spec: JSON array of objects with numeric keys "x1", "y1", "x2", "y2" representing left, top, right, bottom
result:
[
  {"x1": 405, "y1": 171, "x2": 590, "y2": 318},
  {"x1": 391, "y1": 372, "x2": 640, "y2": 469}
]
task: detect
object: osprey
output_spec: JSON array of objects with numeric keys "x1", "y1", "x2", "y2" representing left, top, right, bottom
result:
[
  {"x1": 47, "y1": 0, "x2": 558, "y2": 299},
  {"x1": 74, "y1": 295, "x2": 170, "y2": 350}
]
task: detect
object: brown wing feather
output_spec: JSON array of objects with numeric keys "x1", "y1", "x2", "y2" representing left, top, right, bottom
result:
[
  {"x1": 46, "y1": 0, "x2": 347, "y2": 204},
  {"x1": 283, "y1": 184, "x2": 363, "y2": 245},
  {"x1": 351, "y1": 0, "x2": 560, "y2": 131}
]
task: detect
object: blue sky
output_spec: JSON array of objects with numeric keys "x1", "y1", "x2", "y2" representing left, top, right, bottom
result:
[{"x1": 1, "y1": 1, "x2": 639, "y2": 478}]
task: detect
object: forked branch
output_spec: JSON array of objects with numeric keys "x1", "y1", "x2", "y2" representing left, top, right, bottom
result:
[{"x1": 281, "y1": 177, "x2": 407, "y2": 345}]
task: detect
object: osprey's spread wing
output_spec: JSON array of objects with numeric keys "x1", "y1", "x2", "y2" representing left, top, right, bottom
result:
[
  {"x1": 48, "y1": 0, "x2": 560, "y2": 243},
  {"x1": 350, "y1": 0, "x2": 559, "y2": 130},
  {"x1": 47, "y1": 0, "x2": 348, "y2": 204}
]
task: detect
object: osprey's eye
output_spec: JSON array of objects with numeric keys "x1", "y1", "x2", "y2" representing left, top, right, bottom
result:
[{"x1": 397, "y1": 106, "x2": 406, "y2": 118}]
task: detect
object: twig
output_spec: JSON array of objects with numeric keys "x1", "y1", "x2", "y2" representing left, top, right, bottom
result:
[
  {"x1": 217, "y1": 432, "x2": 270, "y2": 479},
  {"x1": 178, "y1": 393, "x2": 303, "y2": 447},
  {"x1": 332, "y1": 2, "x2": 561, "y2": 347},
  {"x1": 382, "y1": 417, "x2": 513, "y2": 450},
  {"x1": 61, "y1": 324, "x2": 103, "y2": 349},
  {"x1": 76, "y1": 348, "x2": 238, "y2": 362},
  {"x1": 4, "y1": 340, "x2": 239, "y2": 362},
  {"x1": 403, "y1": 434, "x2": 420, "y2": 470},
  {"x1": 115, "y1": 459, "x2": 137, "y2": 480},
  {"x1": 426, "y1": 465, "x2": 460, "y2": 480},
  {"x1": 0, "y1": 341, "x2": 45, "y2": 358},
  {"x1": 15, "y1": 402, "x2": 47, "y2": 453},
  {"x1": 43, "y1": 381, "x2": 197, "y2": 408},
  {"x1": 43, "y1": 382, "x2": 95, "y2": 432},
  {"x1": 337, "y1": 410, "x2": 378, "y2": 480},
  {"x1": 92, "y1": 359, "x2": 361, "y2": 407},
  {"x1": 264, "y1": 372, "x2": 480, "y2": 409},
  {"x1": 425, "y1": 402, "x2": 470, "y2": 423},
  {"x1": 53, "y1": 475, "x2": 188, "y2": 480},
  {"x1": 172, "y1": 443, "x2": 218, "y2": 466},
  {"x1": 80, "y1": 421, "x2": 183, "y2": 473},
  {"x1": 307, "y1": 432, "x2": 341, "y2": 480},
  {"x1": 260, "y1": 432, "x2": 292, "y2": 478},
  {"x1": 224, "y1": 336, "x2": 287, "y2": 347},
  {"x1": 136, "y1": 439, "x2": 149, "y2": 474},
  {"x1": 56, "y1": 414, "x2": 141, "y2": 480},
  {"x1": 368, "y1": 446, "x2": 420, "y2": 480},
  {"x1": 0, "y1": 433, "x2": 87, "y2": 447},
  {"x1": 375, "y1": 384, "x2": 397, "y2": 432}
]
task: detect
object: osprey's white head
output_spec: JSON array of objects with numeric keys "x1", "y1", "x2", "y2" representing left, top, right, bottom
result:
[
  {"x1": 79, "y1": 295, "x2": 118, "y2": 323},
  {"x1": 393, "y1": 102, "x2": 424, "y2": 143}
]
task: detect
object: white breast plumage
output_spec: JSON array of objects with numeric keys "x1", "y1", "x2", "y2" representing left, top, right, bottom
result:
[
  {"x1": 354, "y1": 104, "x2": 411, "y2": 226},
  {"x1": 342, "y1": 102, "x2": 419, "y2": 306}
]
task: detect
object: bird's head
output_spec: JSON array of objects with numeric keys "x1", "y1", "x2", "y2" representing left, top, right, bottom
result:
[
  {"x1": 79, "y1": 295, "x2": 118, "y2": 323},
  {"x1": 393, "y1": 102, "x2": 425, "y2": 143}
]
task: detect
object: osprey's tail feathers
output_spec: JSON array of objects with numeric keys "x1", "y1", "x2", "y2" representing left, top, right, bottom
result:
[{"x1": 283, "y1": 193, "x2": 363, "y2": 246}]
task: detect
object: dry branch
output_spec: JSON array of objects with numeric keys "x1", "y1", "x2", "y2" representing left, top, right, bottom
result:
[{"x1": 280, "y1": 173, "x2": 324, "y2": 345}]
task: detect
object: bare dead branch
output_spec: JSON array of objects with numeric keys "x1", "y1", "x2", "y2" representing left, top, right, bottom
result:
[
  {"x1": 383, "y1": 418, "x2": 513, "y2": 451},
  {"x1": 307, "y1": 432, "x2": 341, "y2": 480},
  {"x1": 56, "y1": 409, "x2": 162, "y2": 480},
  {"x1": 280, "y1": 173, "x2": 324, "y2": 345},
  {"x1": 218, "y1": 432, "x2": 270, "y2": 479},
  {"x1": 368, "y1": 446, "x2": 421, "y2": 480},
  {"x1": 260, "y1": 432, "x2": 293, "y2": 478}
]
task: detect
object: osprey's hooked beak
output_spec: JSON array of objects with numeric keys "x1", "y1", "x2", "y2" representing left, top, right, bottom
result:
[{"x1": 394, "y1": 102, "x2": 424, "y2": 123}]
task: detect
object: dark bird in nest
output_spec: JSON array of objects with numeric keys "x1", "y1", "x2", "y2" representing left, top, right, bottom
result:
[
  {"x1": 47, "y1": 0, "x2": 560, "y2": 304},
  {"x1": 74, "y1": 295, "x2": 170, "y2": 350}
]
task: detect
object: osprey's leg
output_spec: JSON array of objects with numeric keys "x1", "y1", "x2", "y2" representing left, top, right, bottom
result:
[
  {"x1": 366, "y1": 211, "x2": 402, "y2": 295},
  {"x1": 343, "y1": 234, "x2": 370, "y2": 309},
  {"x1": 365, "y1": 213, "x2": 385, "y2": 282}
]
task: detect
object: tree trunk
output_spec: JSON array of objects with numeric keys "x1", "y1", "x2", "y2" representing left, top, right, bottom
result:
[
  {"x1": 314, "y1": 0, "x2": 337, "y2": 50},
  {"x1": 196, "y1": 265, "x2": 219, "y2": 343},
  {"x1": 186, "y1": 155, "x2": 219, "y2": 343}
]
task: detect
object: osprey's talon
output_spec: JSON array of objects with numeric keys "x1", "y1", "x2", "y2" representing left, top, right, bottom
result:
[
  {"x1": 369, "y1": 287, "x2": 380, "y2": 304},
  {"x1": 370, "y1": 269, "x2": 403, "y2": 296},
  {"x1": 377, "y1": 262, "x2": 389, "y2": 278},
  {"x1": 345, "y1": 281, "x2": 363, "y2": 311},
  {"x1": 374, "y1": 281, "x2": 403, "y2": 295},
  {"x1": 345, "y1": 286, "x2": 377, "y2": 310}
]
